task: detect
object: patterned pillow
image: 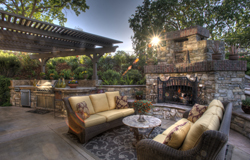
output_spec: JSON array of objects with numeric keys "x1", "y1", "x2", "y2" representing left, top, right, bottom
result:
[
  {"x1": 75, "y1": 101, "x2": 90, "y2": 121},
  {"x1": 115, "y1": 96, "x2": 129, "y2": 109},
  {"x1": 187, "y1": 104, "x2": 207, "y2": 123},
  {"x1": 163, "y1": 121, "x2": 191, "y2": 149}
]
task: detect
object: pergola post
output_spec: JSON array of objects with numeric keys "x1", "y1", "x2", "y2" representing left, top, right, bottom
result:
[
  {"x1": 88, "y1": 53, "x2": 104, "y2": 80},
  {"x1": 39, "y1": 58, "x2": 50, "y2": 73}
]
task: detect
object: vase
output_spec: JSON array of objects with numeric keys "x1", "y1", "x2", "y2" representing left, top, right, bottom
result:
[
  {"x1": 212, "y1": 53, "x2": 222, "y2": 60},
  {"x1": 135, "y1": 95, "x2": 143, "y2": 100},
  {"x1": 242, "y1": 105, "x2": 250, "y2": 114},
  {"x1": 68, "y1": 84, "x2": 78, "y2": 88},
  {"x1": 229, "y1": 54, "x2": 239, "y2": 60},
  {"x1": 137, "y1": 114, "x2": 146, "y2": 122},
  {"x1": 62, "y1": 78, "x2": 66, "y2": 88}
]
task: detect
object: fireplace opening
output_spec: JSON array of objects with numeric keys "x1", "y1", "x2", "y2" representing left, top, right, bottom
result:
[{"x1": 157, "y1": 77, "x2": 198, "y2": 106}]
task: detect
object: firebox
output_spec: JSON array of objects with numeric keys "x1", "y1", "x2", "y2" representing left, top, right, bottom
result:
[{"x1": 157, "y1": 77, "x2": 198, "y2": 106}]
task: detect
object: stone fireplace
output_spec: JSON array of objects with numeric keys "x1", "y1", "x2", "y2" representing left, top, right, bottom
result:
[{"x1": 145, "y1": 26, "x2": 247, "y2": 110}]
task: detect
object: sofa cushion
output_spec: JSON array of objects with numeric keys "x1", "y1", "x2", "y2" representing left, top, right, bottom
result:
[
  {"x1": 105, "y1": 91, "x2": 120, "y2": 110},
  {"x1": 163, "y1": 121, "x2": 191, "y2": 149},
  {"x1": 75, "y1": 101, "x2": 90, "y2": 121},
  {"x1": 89, "y1": 93, "x2": 110, "y2": 113},
  {"x1": 96, "y1": 110, "x2": 124, "y2": 122},
  {"x1": 115, "y1": 96, "x2": 129, "y2": 109},
  {"x1": 187, "y1": 104, "x2": 207, "y2": 123},
  {"x1": 203, "y1": 105, "x2": 223, "y2": 121},
  {"x1": 162, "y1": 118, "x2": 192, "y2": 136},
  {"x1": 180, "y1": 114, "x2": 220, "y2": 151},
  {"x1": 68, "y1": 96, "x2": 95, "y2": 114},
  {"x1": 208, "y1": 99, "x2": 224, "y2": 111},
  {"x1": 153, "y1": 134, "x2": 167, "y2": 144},
  {"x1": 115, "y1": 108, "x2": 135, "y2": 117},
  {"x1": 84, "y1": 114, "x2": 106, "y2": 128}
]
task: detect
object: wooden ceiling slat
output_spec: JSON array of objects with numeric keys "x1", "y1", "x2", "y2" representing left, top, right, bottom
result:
[
  {"x1": 13, "y1": 16, "x2": 17, "y2": 24},
  {"x1": 7, "y1": 15, "x2": 11, "y2": 22},
  {"x1": 2, "y1": 13, "x2": 5, "y2": 21}
]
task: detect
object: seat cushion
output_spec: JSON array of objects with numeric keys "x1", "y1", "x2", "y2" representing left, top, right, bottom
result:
[
  {"x1": 68, "y1": 96, "x2": 95, "y2": 114},
  {"x1": 96, "y1": 110, "x2": 124, "y2": 122},
  {"x1": 84, "y1": 114, "x2": 106, "y2": 128},
  {"x1": 75, "y1": 101, "x2": 90, "y2": 121},
  {"x1": 162, "y1": 118, "x2": 192, "y2": 136},
  {"x1": 180, "y1": 114, "x2": 220, "y2": 151},
  {"x1": 187, "y1": 104, "x2": 208, "y2": 123},
  {"x1": 89, "y1": 93, "x2": 110, "y2": 113},
  {"x1": 163, "y1": 121, "x2": 191, "y2": 149},
  {"x1": 115, "y1": 108, "x2": 135, "y2": 117},
  {"x1": 105, "y1": 91, "x2": 120, "y2": 110},
  {"x1": 153, "y1": 134, "x2": 167, "y2": 144},
  {"x1": 115, "y1": 96, "x2": 129, "y2": 109},
  {"x1": 208, "y1": 99, "x2": 224, "y2": 111},
  {"x1": 203, "y1": 105, "x2": 223, "y2": 120}
]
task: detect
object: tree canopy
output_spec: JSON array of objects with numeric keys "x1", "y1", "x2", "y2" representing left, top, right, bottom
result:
[
  {"x1": 0, "y1": 0, "x2": 89, "y2": 25},
  {"x1": 129, "y1": 0, "x2": 250, "y2": 54}
]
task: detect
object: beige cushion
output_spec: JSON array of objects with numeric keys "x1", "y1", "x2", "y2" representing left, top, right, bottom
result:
[
  {"x1": 162, "y1": 118, "x2": 192, "y2": 136},
  {"x1": 153, "y1": 134, "x2": 167, "y2": 144},
  {"x1": 204, "y1": 105, "x2": 223, "y2": 120},
  {"x1": 115, "y1": 108, "x2": 135, "y2": 117},
  {"x1": 180, "y1": 114, "x2": 220, "y2": 151},
  {"x1": 208, "y1": 99, "x2": 224, "y2": 111},
  {"x1": 187, "y1": 104, "x2": 207, "y2": 123},
  {"x1": 97, "y1": 110, "x2": 124, "y2": 122},
  {"x1": 163, "y1": 121, "x2": 191, "y2": 149},
  {"x1": 89, "y1": 93, "x2": 110, "y2": 113},
  {"x1": 84, "y1": 114, "x2": 106, "y2": 128},
  {"x1": 68, "y1": 96, "x2": 95, "y2": 114},
  {"x1": 105, "y1": 91, "x2": 120, "y2": 110}
]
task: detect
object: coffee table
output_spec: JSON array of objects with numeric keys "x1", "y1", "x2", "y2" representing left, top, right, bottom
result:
[{"x1": 122, "y1": 115, "x2": 162, "y2": 146}]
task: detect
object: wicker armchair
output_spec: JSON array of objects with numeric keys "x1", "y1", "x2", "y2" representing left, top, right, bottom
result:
[{"x1": 136, "y1": 102, "x2": 232, "y2": 160}]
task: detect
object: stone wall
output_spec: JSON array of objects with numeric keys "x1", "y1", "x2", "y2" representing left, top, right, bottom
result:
[
  {"x1": 231, "y1": 111, "x2": 250, "y2": 139},
  {"x1": 97, "y1": 85, "x2": 146, "y2": 99}
]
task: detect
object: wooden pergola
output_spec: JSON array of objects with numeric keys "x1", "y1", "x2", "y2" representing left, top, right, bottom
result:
[{"x1": 0, "y1": 10, "x2": 122, "y2": 80}]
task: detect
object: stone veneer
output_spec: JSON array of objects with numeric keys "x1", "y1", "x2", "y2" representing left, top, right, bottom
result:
[{"x1": 231, "y1": 111, "x2": 250, "y2": 139}]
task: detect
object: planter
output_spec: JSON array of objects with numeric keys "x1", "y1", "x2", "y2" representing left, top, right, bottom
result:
[
  {"x1": 97, "y1": 89, "x2": 105, "y2": 93},
  {"x1": 135, "y1": 95, "x2": 143, "y2": 100},
  {"x1": 242, "y1": 105, "x2": 250, "y2": 114},
  {"x1": 229, "y1": 54, "x2": 239, "y2": 60},
  {"x1": 68, "y1": 84, "x2": 78, "y2": 88},
  {"x1": 70, "y1": 77, "x2": 74, "y2": 80},
  {"x1": 212, "y1": 53, "x2": 222, "y2": 60}
]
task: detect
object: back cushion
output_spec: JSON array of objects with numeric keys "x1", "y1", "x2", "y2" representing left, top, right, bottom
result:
[
  {"x1": 105, "y1": 91, "x2": 120, "y2": 110},
  {"x1": 203, "y1": 105, "x2": 223, "y2": 121},
  {"x1": 208, "y1": 99, "x2": 224, "y2": 111},
  {"x1": 180, "y1": 114, "x2": 220, "y2": 151},
  {"x1": 68, "y1": 96, "x2": 95, "y2": 114},
  {"x1": 89, "y1": 93, "x2": 110, "y2": 113}
]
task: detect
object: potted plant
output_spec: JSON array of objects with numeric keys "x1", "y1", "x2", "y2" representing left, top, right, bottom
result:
[
  {"x1": 68, "y1": 80, "x2": 78, "y2": 88},
  {"x1": 211, "y1": 41, "x2": 222, "y2": 60},
  {"x1": 70, "y1": 72, "x2": 75, "y2": 80},
  {"x1": 40, "y1": 72, "x2": 46, "y2": 79},
  {"x1": 49, "y1": 73, "x2": 54, "y2": 80},
  {"x1": 79, "y1": 70, "x2": 88, "y2": 80},
  {"x1": 228, "y1": 44, "x2": 240, "y2": 60},
  {"x1": 135, "y1": 91, "x2": 143, "y2": 100},
  {"x1": 132, "y1": 100, "x2": 154, "y2": 122},
  {"x1": 59, "y1": 72, "x2": 65, "y2": 79},
  {"x1": 241, "y1": 98, "x2": 250, "y2": 114}
]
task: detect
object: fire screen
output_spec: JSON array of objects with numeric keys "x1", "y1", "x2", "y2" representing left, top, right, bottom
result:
[{"x1": 157, "y1": 77, "x2": 198, "y2": 106}]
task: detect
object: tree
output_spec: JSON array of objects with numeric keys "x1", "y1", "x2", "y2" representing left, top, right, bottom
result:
[
  {"x1": 0, "y1": 0, "x2": 89, "y2": 25},
  {"x1": 129, "y1": 0, "x2": 250, "y2": 54}
]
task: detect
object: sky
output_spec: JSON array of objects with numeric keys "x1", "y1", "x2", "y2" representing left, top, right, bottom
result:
[{"x1": 59, "y1": 0, "x2": 144, "y2": 54}]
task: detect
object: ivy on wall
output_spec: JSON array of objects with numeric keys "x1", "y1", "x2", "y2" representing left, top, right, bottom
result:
[{"x1": 0, "y1": 75, "x2": 11, "y2": 106}]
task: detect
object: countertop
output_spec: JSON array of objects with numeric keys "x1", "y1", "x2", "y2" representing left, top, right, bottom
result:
[{"x1": 54, "y1": 87, "x2": 96, "y2": 92}]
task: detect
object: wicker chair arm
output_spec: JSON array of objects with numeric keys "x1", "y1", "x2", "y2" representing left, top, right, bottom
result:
[{"x1": 136, "y1": 130, "x2": 228, "y2": 160}]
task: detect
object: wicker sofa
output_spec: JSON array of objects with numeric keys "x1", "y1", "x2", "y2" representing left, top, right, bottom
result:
[
  {"x1": 136, "y1": 101, "x2": 232, "y2": 160},
  {"x1": 63, "y1": 91, "x2": 134, "y2": 143}
]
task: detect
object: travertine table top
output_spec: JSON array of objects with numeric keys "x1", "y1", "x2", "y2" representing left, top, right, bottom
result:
[{"x1": 122, "y1": 115, "x2": 161, "y2": 129}]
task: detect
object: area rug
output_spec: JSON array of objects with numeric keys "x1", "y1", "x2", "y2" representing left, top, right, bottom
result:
[
  {"x1": 65, "y1": 125, "x2": 234, "y2": 160},
  {"x1": 27, "y1": 109, "x2": 50, "y2": 114}
]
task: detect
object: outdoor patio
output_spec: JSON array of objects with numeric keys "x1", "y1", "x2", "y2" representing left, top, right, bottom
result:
[{"x1": 0, "y1": 106, "x2": 249, "y2": 160}]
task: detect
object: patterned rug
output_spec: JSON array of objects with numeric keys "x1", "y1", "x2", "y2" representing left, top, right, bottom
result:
[
  {"x1": 27, "y1": 109, "x2": 50, "y2": 114},
  {"x1": 65, "y1": 125, "x2": 233, "y2": 160}
]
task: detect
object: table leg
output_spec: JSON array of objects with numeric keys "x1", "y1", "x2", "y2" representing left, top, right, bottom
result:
[
  {"x1": 130, "y1": 127, "x2": 143, "y2": 147},
  {"x1": 145, "y1": 127, "x2": 155, "y2": 138}
]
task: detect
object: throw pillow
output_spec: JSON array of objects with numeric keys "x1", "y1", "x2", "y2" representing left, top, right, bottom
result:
[
  {"x1": 115, "y1": 96, "x2": 129, "y2": 109},
  {"x1": 187, "y1": 104, "x2": 207, "y2": 123},
  {"x1": 163, "y1": 121, "x2": 191, "y2": 149},
  {"x1": 75, "y1": 101, "x2": 90, "y2": 121}
]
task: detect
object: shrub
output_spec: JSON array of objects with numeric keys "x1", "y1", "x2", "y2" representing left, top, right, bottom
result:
[
  {"x1": 73, "y1": 66, "x2": 86, "y2": 79},
  {"x1": 59, "y1": 69, "x2": 71, "y2": 79},
  {"x1": 101, "y1": 69, "x2": 121, "y2": 81},
  {"x1": 17, "y1": 53, "x2": 40, "y2": 71},
  {"x1": 126, "y1": 69, "x2": 142, "y2": 84},
  {"x1": 0, "y1": 52, "x2": 21, "y2": 77},
  {"x1": 0, "y1": 75, "x2": 11, "y2": 106},
  {"x1": 47, "y1": 69, "x2": 58, "y2": 79},
  {"x1": 46, "y1": 62, "x2": 56, "y2": 70}
]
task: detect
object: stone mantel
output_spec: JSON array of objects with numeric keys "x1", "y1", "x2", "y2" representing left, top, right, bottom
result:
[{"x1": 145, "y1": 60, "x2": 247, "y2": 74}]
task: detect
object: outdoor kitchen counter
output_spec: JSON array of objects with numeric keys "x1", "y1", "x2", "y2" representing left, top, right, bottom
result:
[
  {"x1": 9, "y1": 85, "x2": 36, "y2": 90},
  {"x1": 54, "y1": 87, "x2": 96, "y2": 92}
]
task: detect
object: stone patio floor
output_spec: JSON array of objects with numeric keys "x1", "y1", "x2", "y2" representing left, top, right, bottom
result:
[{"x1": 0, "y1": 106, "x2": 249, "y2": 160}]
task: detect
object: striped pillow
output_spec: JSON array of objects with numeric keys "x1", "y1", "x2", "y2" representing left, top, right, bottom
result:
[{"x1": 187, "y1": 104, "x2": 207, "y2": 123}]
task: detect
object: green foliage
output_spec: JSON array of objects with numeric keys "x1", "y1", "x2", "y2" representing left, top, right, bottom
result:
[
  {"x1": 68, "y1": 80, "x2": 78, "y2": 84},
  {"x1": 135, "y1": 90, "x2": 143, "y2": 96},
  {"x1": 0, "y1": 75, "x2": 11, "y2": 106},
  {"x1": 0, "y1": 52, "x2": 21, "y2": 77},
  {"x1": 242, "y1": 98, "x2": 250, "y2": 106},
  {"x1": 125, "y1": 69, "x2": 142, "y2": 84},
  {"x1": 46, "y1": 61, "x2": 56, "y2": 70},
  {"x1": 101, "y1": 69, "x2": 121, "y2": 82},
  {"x1": 1, "y1": 0, "x2": 89, "y2": 26},
  {"x1": 73, "y1": 66, "x2": 86, "y2": 79},
  {"x1": 17, "y1": 53, "x2": 39, "y2": 71},
  {"x1": 132, "y1": 100, "x2": 153, "y2": 114},
  {"x1": 59, "y1": 69, "x2": 71, "y2": 79},
  {"x1": 47, "y1": 69, "x2": 58, "y2": 79}
]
